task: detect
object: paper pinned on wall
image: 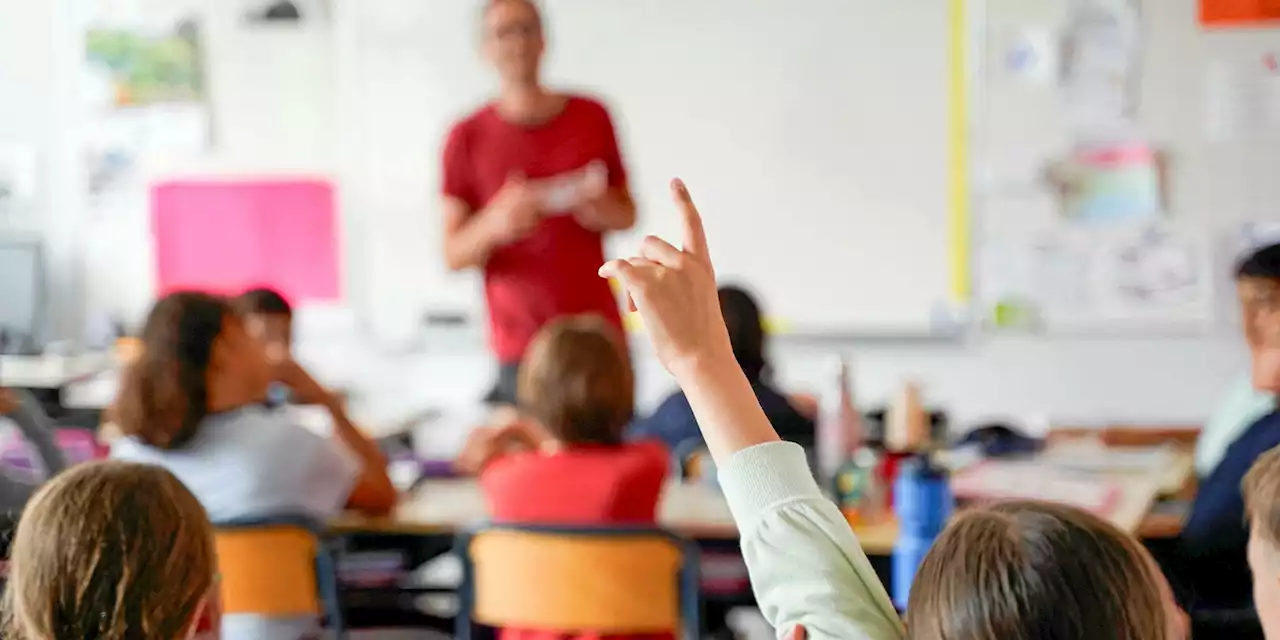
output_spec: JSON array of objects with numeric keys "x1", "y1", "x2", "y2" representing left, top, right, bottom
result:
[
  {"x1": 0, "y1": 144, "x2": 38, "y2": 216},
  {"x1": 982, "y1": 223, "x2": 1214, "y2": 333},
  {"x1": 151, "y1": 180, "x2": 341, "y2": 302},
  {"x1": 1205, "y1": 52, "x2": 1280, "y2": 142}
]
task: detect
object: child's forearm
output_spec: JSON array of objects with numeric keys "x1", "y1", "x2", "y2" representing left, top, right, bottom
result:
[
  {"x1": 324, "y1": 398, "x2": 388, "y2": 470},
  {"x1": 675, "y1": 356, "x2": 781, "y2": 462}
]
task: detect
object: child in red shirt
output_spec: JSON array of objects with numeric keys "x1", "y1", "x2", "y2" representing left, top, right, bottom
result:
[{"x1": 459, "y1": 316, "x2": 671, "y2": 640}]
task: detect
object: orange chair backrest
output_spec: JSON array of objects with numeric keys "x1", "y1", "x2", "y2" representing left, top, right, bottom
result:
[
  {"x1": 469, "y1": 529, "x2": 683, "y2": 633},
  {"x1": 215, "y1": 526, "x2": 320, "y2": 616}
]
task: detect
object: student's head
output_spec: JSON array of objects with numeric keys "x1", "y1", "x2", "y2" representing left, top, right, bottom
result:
[
  {"x1": 1245, "y1": 446, "x2": 1280, "y2": 638},
  {"x1": 1237, "y1": 243, "x2": 1280, "y2": 347},
  {"x1": 481, "y1": 0, "x2": 544, "y2": 86},
  {"x1": 906, "y1": 500, "x2": 1182, "y2": 640},
  {"x1": 718, "y1": 285, "x2": 767, "y2": 382},
  {"x1": 115, "y1": 291, "x2": 272, "y2": 449},
  {"x1": 1, "y1": 460, "x2": 219, "y2": 639},
  {"x1": 233, "y1": 287, "x2": 294, "y2": 354},
  {"x1": 1237, "y1": 244, "x2": 1280, "y2": 391},
  {"x1": 517, "y1": 315, "x2": 633, "y2": 446}
]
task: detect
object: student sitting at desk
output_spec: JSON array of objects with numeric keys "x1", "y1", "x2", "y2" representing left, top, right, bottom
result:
[
  {"x1": 109, "y1": 291, "x2": 397, "y2": 640},
  {"x1": 1194, "y1": 243, "x2": 1279, "y2": 478},
  {"x1": 629, "y1": 285, "x2": 815, "y2": 452},
  {"x1": 457, "y1": 315, "x2": 669, "y2": 640},
  {"x1": 1166, "y1": 246, "x2": 1280, "y2": 618}
]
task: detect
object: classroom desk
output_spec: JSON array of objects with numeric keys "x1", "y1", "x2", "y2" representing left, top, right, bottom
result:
[
  {"x1": 333, "y1": 460, "x2": 1180, "y2": 555},
  {"x1": 332, "y1": 479, "x2": 741, "y2": 540}
]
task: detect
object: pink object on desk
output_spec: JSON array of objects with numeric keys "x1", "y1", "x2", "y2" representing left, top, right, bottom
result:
[{"x1": 151, "y1": 179, "x2": 340, "y2": 301}]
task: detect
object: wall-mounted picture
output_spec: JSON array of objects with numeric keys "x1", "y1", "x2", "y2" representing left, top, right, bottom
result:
[
  {"x1": 84, "y1": 19, "x2": 205, "y2": 107},
  {"x1": 81, "y1": 14, "x2": 211, "y2": 205}
]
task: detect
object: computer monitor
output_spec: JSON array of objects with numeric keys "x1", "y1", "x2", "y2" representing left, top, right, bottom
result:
[{"x1": 0, "y1": 239, "x2": 44, "y2": 354}]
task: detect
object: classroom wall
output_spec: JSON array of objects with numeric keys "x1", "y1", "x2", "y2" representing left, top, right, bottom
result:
[
  {"x1": 0, "y1": 0, "x2": 83, "y2": 340},
  {"x1": 0, "y1": 0, "x2": 1255, "y2": 428}
]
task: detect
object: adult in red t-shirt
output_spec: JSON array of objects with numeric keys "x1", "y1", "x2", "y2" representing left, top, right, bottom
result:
[{"x1": 441, "y1": 0, "x2": 635, "y2": 405}]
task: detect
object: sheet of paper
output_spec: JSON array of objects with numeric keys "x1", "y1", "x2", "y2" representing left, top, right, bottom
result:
[
  {"x1": 1205, "y1": 53, "x2": 1280, "y2": 142},
  {"x1": 981, "y1": 223, "x2": 1214, "y2": 333},
  {"x1": 1041, "y1": 441, "x2": 1177, "y2": 473},
  {"x1": 0, "y1": 143, "x2": 38, "y2": 216}
]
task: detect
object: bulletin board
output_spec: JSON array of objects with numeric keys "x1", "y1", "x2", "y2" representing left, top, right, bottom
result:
[{"x1": 975, "y1": 0, "x2": 1280, "y2": 334}]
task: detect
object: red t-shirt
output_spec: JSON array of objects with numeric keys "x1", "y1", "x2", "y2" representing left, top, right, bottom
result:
[
  {"x1": 479, "y1": 441, "x2": 674, "y2": 640},
  {"x1": 442, "y1": 95, "x2": 628, "y2": 364}
]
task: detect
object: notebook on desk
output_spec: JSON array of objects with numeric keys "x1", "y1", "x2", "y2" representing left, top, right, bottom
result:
[
  {"x1": 1039, "y1": 441, "x2": 1177, "y2": 474},
  {"x1": 951, "y1": 461, "x2": 1123, "y2": 518}
]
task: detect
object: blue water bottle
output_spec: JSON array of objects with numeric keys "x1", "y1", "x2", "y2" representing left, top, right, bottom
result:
[{"x1": 891, "y1": 454, "x2": 952, "y2": 610}]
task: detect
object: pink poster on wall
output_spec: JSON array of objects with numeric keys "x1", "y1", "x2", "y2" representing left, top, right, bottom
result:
[{"x1": 151, "y1": 179, "x2": 341, "y2": 301}]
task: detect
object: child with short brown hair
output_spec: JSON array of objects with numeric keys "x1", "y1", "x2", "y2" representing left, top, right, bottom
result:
[
  {"x1": 1, "y1": 460, "x2": 220, "y2": 639},
  {"x1": 459, "y1": 315, "x2": 669, "y2": 640},
  {"x1": 467, "y1": 314, "x2": 666, "y2": 525}
]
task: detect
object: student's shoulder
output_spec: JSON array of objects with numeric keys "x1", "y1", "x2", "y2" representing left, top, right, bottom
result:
[{"x1": 478, "y1": 450, "x2": 546, "y2": 483}]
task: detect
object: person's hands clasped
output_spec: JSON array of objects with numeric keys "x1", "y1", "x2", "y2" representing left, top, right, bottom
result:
[
  {"x1": 598, "y1": 179, "x2": 733, "y2": 379},
  {"x1": 482, "y1": 173, "x2": 542, "y2": 245}
]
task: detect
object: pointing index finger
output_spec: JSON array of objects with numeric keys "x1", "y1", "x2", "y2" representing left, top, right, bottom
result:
[{"x1": 672, "y1": 179, "x2": 709, "y2": 262}]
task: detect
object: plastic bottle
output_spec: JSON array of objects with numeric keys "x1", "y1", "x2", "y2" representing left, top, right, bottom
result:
[
  {"x1": 886, "y1": 381, "x2": 928, "y2": 452},
  {"x1": 891, "y1": 453, "x2": 953, "y2": 610},
  {"x1": 816, "y1": 356, "x2": 863, "y2": 484}
]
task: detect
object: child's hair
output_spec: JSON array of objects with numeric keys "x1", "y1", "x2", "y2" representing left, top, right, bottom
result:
[
  {"x1": 517, "y1": 315, "x2": 633, "y2": 445},
  {"x1": 718, "y1": 285, "x2": 767, "y2": 382},
  {"x1": 1244, "y1": 445, "x2": 1280, "y2": 557},
  {"x1": 907, "y1": 500, "x2": 1171, "y2": 640},
  {"x1": 114, "y1": 291, "x2": 235, "y2": 449},
  {"x1": 1, "y1": 460, "x2": 217, "y2": 639},
  {"x1": 1237, "y1": 243, "x2": 1280, "y2": 281},
  {"x1": 233, "y1": 286, "x2": 293, "y2": 317}
]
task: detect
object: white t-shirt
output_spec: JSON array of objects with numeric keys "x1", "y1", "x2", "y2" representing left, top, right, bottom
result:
[{"x1": 111, "y1": 405, "x2": 361, "y2": 639}]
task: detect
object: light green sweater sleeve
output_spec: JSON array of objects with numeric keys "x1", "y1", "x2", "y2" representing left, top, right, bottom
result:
[{"x1": 717, "y1": 441, "x2": 904, "y2": 640}]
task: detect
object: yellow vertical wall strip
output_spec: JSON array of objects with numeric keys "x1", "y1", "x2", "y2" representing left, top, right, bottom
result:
[{"x1": 947, "y1": 0, "x2": 972, "y2": 303}]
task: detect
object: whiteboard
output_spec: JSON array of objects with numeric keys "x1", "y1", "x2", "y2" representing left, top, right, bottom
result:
[{"x1": 335, "y1": 1, "x2": 963, "y2": 340}]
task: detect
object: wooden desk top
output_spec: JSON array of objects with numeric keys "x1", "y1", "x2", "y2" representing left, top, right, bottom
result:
[
  {"x1": 332, "y1": 479, "x2": 742, "y2": 540},
  {"x1": 333, "y1": 464, "x2": 1171, "y2": 556}
]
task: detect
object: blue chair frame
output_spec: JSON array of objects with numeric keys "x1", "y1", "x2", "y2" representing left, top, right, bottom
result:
[
  {"x1": 454, "y1": 523, "x2": 701, "y2": 640},
  {"x1": 214, "y1": 515, "x2": 346, "y2": 639}
]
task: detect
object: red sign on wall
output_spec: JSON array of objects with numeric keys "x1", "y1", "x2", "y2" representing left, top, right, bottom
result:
[{"x1": 1201, "y1": 0, "x2": 1280, "y2": 27}]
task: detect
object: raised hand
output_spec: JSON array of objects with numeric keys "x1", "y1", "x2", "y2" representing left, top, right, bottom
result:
[{"x1": 598, "y1": 179, "x2": 733, "y2": 379}]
